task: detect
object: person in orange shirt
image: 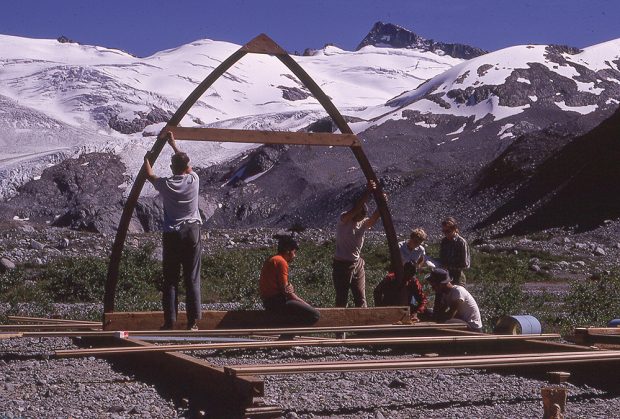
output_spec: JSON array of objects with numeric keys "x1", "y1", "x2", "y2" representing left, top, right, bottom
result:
[{"x1": 259, "y1": 236, "x2": 320, "y2": 325}]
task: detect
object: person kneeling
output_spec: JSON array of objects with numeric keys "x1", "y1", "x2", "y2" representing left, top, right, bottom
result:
[
  {"x1": 374, "y1": 262, "x2": 429, "y2": 322},
  {"x1": 426, "y1": 268, "x2": 482, "y2": 332},
  {"x1": 259, "y1": 236, "x2": 320, "y2": 327}
]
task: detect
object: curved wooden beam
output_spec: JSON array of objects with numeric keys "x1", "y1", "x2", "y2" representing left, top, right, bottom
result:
[
  {"x1": 104, "y1": 33, "x2": 404, "y2": 314},
  {"x1": 276, "y1": 53, "x2": 404, "y2": 290}
]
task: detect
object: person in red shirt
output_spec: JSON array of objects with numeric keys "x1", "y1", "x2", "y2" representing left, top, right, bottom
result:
[
  {"x1": 259, "y1": 236, "x2": 320, "y2": 325},
  {"x1": 373, "y1": 262, "x2": 429, "y2": 322}
]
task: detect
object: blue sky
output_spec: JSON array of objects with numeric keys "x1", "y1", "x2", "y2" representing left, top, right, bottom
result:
[{"x1": 1, "y1": 0, "x2": 618, "y2": 57}]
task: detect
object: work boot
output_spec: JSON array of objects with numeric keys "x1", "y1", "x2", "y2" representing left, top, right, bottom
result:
[{"x1": 187, "y1": 322, "x2": 199, "y2": 331}]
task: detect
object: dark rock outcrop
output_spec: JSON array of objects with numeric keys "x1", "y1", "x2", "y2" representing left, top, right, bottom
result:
[
  {"x1": 356, "y1": 22, "x2": 487, "y2": 59},
  {"x1": 0, "y1": 153, "x2": 128, "y2": 234},
  {"x1": 107, "y1": 106, "x2": 173, "y2": 134}
]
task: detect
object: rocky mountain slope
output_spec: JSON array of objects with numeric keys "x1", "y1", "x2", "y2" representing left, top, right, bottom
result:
[{"x1": 0, "y1": 26, "x2": 619, "y2": 235}]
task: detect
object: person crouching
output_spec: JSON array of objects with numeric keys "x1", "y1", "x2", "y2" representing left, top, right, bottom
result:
[
  {"x1": 374, "y1": 262, "x2": 429, "y2": 322},
  {"x1": 426, "y1": 268, "x2": 482, "y2": 332}
]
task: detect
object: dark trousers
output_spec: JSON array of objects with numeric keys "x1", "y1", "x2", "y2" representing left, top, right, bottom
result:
[
  {"x1": 332, "y1": 258, "x2": 367, "y2": 308},
  {"x1": 162, "y1": 222, "x2": 201, "y2": 327},
  {"x1": 448, "y1": 269, "x2": 466, "y2": 286},
  {"x1": 262, "y1": 294, "x2": 320, "y2": 325}
]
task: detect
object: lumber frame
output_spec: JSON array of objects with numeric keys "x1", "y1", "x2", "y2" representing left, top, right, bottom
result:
[
  {"x1": 102, "y1": 307, "x2": 410, "y2": 331},
  {"x1": 104, "y1": 33, "x2": 404, "y2": 313},
  {"x1": 224, "y1": 350, "x2": 620, "y2": 376}
]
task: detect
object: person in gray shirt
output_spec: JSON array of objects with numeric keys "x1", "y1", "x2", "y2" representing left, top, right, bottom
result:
[
  {"x1": 144, "y1": 131, "x2": 202, "y2": 330},
  {"x1": 332, "y1": 180, "x2": 382, "y2": 307}
]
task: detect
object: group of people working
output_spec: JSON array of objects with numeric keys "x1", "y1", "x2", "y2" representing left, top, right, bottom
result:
[
  {"x1": 259, "y1": 181, "x2": 482, "y2": 332},
  {"x1": 145, "y1": 133, "x2": 482, "y2": 332}
]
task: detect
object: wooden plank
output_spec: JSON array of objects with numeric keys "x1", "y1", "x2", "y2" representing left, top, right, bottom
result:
[
  {"x1": 574, "y1": 327, "x2": 620, "y2": 345},
  {"x1": 226, "y1": 350, "x2": 620, "y2": 376},
  {"x1": 55, "y1": 334, "x2": 561, "y2": 358},
  {"x1": 0, "y1": 324, "x2": 101, "y2": 331},
  {"x1": 7, "y1": 316, "x2": 100, "y2": 325},
  {"x1": 23, "y1": 322, "x2": 465, "y2": 338},
  {"x1": 0, "y1": 333, "x2": 22, "y2": 339},
  {"x1": 103, "y1": 307, "x2": 410, "y2": 331},
  {"x1": 167, "y1": 126, "x2": 359, "y2": 147}
]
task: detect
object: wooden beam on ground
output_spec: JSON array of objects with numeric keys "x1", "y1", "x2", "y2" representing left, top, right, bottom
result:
[
  {"x1": 22, "y1": 322, "x2": 465, "y2": 339},
  {"x1": 7, "y1": 316, "x2": 100, "y2": 325},
  {"x1": 574, "y1": 327, "x2": 620, "y2": 345},
  {"x1": 167, "y1": 126, "x2": 360, "y2": 147},
  {"x1": 79, "y1": 336, "x2": 263, "y2": 415},
  {"x1": 0, "y1": 333, "x2": 23, "y2": 339},
  {"x1": 102, "y1": 307, "x2": 410, "y2": 331},
  {"x1": 225, "y1": 350, "x2": 620, "y2": 376},
  {"x1": 0, "y1": 324, "x2": 101, "y2": 331},
  {"x1": 55, "y1": 334, "x2": 561, "y2": 358}
]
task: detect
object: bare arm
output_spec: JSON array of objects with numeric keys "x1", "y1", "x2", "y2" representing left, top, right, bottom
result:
[
  {"x1": 436, "y1": 299, "x2": 459, "y2": 322},
  {"x1": 341, "y1": 180, "x2": 377, "y2": 224},
  {"x1": 165, "y1": 131, "x2": 181, "y2": 154},
  {"x1": 361, "y1": 191, "x2": 387, "y2": 229},
  {"x1": 143, "y1": 152, "x2": 157, "y2": 183}
]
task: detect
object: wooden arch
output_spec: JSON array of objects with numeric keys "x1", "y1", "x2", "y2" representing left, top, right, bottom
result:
[{"x1": 103, "y1": 34, "x2": 404, "y2": 313}]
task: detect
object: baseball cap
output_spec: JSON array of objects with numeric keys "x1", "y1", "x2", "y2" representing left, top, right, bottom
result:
[{"x1": 426, "y1": 268, "x2": 451, "y2": 284}]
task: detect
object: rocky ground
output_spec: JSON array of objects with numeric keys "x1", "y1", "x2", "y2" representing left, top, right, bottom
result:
[
  {"x1": 1, "y1": 220, "x2": 620, "y2": 418},
  {"x1": 2, "y1": 335, "x2": 620, "y2": 418}
]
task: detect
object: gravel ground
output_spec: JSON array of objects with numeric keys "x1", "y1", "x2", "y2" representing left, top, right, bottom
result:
[
  {"x1": 2, "y1": 321, "x2": 620, "y2": 418},
  {"x1": 0, "y1": 337, "x2": 184, "y2": 419}
]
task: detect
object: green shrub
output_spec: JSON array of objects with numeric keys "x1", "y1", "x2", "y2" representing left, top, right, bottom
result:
[
  {"x1": 560, "y1": 274, "x2": 620, "y2": 329},
  {"x1": 0, "y1": 245, "x2": 162, "y2": 313}
]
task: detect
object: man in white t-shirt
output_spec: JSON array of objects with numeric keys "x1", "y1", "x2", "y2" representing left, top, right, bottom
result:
[
  {"x1": 332, "y1": 180, "x2": 382, "y2": 307},
  {"x1": 144, "y1": 131, "x2": 202, "y2": 330},
  {"x1": 427, "y1": 268, "x2": 482, "y2": 332}
]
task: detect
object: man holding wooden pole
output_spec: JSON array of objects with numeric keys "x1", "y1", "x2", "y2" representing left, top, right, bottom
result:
[{"x1": 144, "y1": 131, "x2": 202, "y2": 330}]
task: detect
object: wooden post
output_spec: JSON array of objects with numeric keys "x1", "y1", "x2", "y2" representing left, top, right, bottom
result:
[{"x1": 542, "y1": 371, "x2": 569, "y2": 419}]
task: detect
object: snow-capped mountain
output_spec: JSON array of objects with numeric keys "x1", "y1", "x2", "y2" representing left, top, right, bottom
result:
[
  {"x1": 357, "y1": 41, "x2": 620, "y2": 135},
  {"x1": 0, "y1": 32, "x2": 462, "y2": 198}
]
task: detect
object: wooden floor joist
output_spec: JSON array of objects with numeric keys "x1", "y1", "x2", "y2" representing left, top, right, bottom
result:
[
  {"x1": 0, "y1": 333, "x2": 23, "y2": 340},
  {"x1": 79, "y1": 335, "x2": 264, "y2": 415},
  {"x1": 55, "y1": 333, "x2": 561, "y2": 358},
  {"x1": 574, "y1": 327, "x2": 620, "y2": 346},
  {"x1": 18, "y1": 322, "x2": 466, "y2": 339},
  {"x1": 7, "y1": 316, "x2": 100, "y2": 325},
  {"x1": 103, "y1": 307, "x2": 410, "y2": 330},
  {"x1": 225, "y1": 349, "x2": 620, "y2": 376},
  {"x1": 0, "y1": 324, "x2": 101, "y2": 331}
]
